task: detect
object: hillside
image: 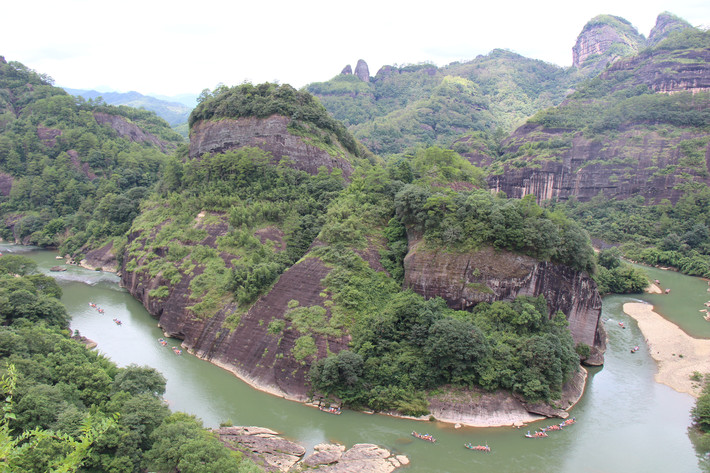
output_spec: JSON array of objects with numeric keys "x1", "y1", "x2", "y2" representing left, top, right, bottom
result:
[
  {"x1": 116, "y1": 82, "x2": 603, "y2": 419},
  {"x1": 307, "y1": 52, "x2": 573, "y2": 155},
  {"x1": 0, "y1": 56, "x2": 183, "y2": 263},
  {"x1": 64, "y1": 87, "x2": 192, "y2": 137}
]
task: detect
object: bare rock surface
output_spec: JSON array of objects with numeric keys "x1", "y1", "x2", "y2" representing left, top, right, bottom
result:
[
  {"x1": 403, "y1": 241, "x2": 605, "y2": 363},
  {"x1": 189, "y1": 115, "x2": 354, "y2": 178},
  {"x1": 216, "y1": 427, "x2": 408, "y2": 473}
]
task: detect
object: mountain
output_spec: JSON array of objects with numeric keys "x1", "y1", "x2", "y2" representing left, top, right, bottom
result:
[
  {"x1": 110, "y1": 81, "x2": 602, "y2": 420},
  {"x1": 485, "y1": 25, "x2": 710, "y2": 204},
  {"x1": 307, "y1": 52, "x2": 573, "y2": 155},
  {"x1": 63, "y1": 87, "x2": 192, "y2": 130},
  {"x1": 0, "y1": 55, "x2": 182, "y2": 257}
]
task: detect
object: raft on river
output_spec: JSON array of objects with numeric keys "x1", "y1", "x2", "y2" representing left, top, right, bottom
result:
[
  {"x1": 465, "y1": 443, "x2": 490, "y2": 452},
  {"x1": 412, "y1": 431, "x2": 436, "y2": 443},
  {"x1": 525, "y1": 431, "x2": 548, "y2": 438}
]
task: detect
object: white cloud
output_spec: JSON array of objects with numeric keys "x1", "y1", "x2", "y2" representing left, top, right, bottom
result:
[{"x1": 2, "y1": 0, "x2": 708, "y2": 96}]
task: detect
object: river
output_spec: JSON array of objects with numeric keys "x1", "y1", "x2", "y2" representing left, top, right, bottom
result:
[{"x1": 5, "y1": 244, "x2": 708, "y2": 472}]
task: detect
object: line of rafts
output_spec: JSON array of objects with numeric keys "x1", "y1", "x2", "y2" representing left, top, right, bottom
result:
[
  {"x1": 525, "y1": 417, "x2": 576, "y2": 439},
  {"x1": 89, "y1": 302, "x2": 123, "y2": 325},
  {"x1": 157, "y1": 338, "x2": 182, "y2": 355}
]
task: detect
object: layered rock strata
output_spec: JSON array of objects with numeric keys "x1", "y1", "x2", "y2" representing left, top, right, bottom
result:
[
  {"x1": 487, "y1": 123, "x2": 710, "y2": 205},
  {"x1": 188, "y1": 115, "x2": 354, "y2": 178},
  {"x1": 403, "y1": 242, "x2": 605, "y2": 365}
]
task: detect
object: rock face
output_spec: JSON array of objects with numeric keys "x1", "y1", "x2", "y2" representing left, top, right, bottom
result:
[
  {"x1": 92, "y1": 112, "x2": 174, "y2": 152},
  {"x1": 647, "y1": 12, "x2": 692, "y2": 47},
  {"x1": 36, "y1": 126, "x2": 62, "y2": 148},
  {"x1": 120, "y1": 214, "x2": 351, "y2": 400},
  {"x1": 81, "y1": 240, "x2": 118, "y2": 272},
  {"x1": 354, "y1": 59, "x2": 370, "y2": 82},
  {"x1": 188, "y1": 115, "x2": 354, "y2": 179},
  {"x1": 341, "y1": 64, "x2": 353, "y2": 75},
  {"x1": 488, "y1": 121, "x2": 710, "y2": 205},
  {"x1": 403, "y1": 242, "x2": 605, "y2": 364},
  {"x1": 572, "y1": 15, "x2": 644, "y2": 75},
  {"x1": 216, "y1": 426, "x2": 408, "y2": 473},
  {"x1": 428, "y1": 368, "x2": 587, "y2": 425}
]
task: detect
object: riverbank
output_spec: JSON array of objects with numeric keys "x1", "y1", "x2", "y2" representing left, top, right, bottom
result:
[{"x1": 623, "y1": 302, "x2": 710, "y2": 398}]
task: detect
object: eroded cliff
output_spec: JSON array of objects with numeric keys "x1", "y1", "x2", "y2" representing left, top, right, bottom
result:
[
  {"x1": 403, "y1": 241, "x2": 605, "y2": 365},
  {"x1": 189, "y1": 115, "x2": 354, "y2": 178}
]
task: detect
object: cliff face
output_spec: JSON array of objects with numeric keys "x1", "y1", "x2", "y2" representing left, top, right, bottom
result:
[
  {"x1": 188, "y1": 115, "x2": 354, "y2": 179},
  {"x1": 93, "y1": 112, "x2": 175, "y2": 152},
  {"x1": 120, "y1": 214, "x2": 349, "y2": 400},
  {"x1": 572, "y1": 15, "x2": 644, "y2": 75},
  {"x1": 488, "y1": 123, "x2": 710, "y2": 204},
  {"x1": 403, "y1": 242, "x2": 605, "y2": 364}
]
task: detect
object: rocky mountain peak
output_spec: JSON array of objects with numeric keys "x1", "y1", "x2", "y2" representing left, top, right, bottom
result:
[
  {"x1": 355, "y1": 59, "x2": 370, "y2": 82},
  {"x1": 647, "y1": 11, "x2": 693, "y2": 47},
  {"x1": 572, "y1": 14, "x2": 644, "y2": 75},
  {"x1": 340, "y1": 64, "x2": 353, "y2": 75}
]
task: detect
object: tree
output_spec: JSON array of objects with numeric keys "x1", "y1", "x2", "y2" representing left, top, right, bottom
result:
[{"x1": 112, "y1": 365, "x2": 166, "y2": 397}]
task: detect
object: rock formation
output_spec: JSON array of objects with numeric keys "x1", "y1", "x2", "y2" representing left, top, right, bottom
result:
[
  {"x1": 93, "y1": 112, "x2": 175, "y2": 152},
  {"x1": 216, "y1": 426, "x2": 408, "y2": 473},
  {"x1": 354, "y1": 59, "x2": 370, "y2": 82},
  {"x1": 188, "y1": 115, "x2": 354, "y2": 179},
  {"x1": 120, "y1": 215, "x2": 350, "y2": 400},
  {"x1": 572, "y1": 15, "x2": 644, "y2": 75},
  {"x1": 341, "y1": 64, "x2": 353, "y2": 75},
  {"x1": 647, "y1": 11, "x2": 692, "y2": 47},
  {"x1": 487, "y1": 123, "x2": 710, "y2": 205},
  {"x1": 403, "y1": 242, "x2": 605, "y2": 365}
]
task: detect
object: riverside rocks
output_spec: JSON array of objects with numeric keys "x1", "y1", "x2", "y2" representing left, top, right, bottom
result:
[{"x1": 215, "y1": 426, "x2": 408, "y2": 473}]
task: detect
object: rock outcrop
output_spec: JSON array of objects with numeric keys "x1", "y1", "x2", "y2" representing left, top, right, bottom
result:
[
  {"x1": 647, "y1": 11, "x2": 692, "y2": 47},
  {"x1": 572, "y1": 15, "x2": 644, "y2": 75},
  {"x1": 488, "y1": 121, "x2": 710, "y2": 206},
  {"x1": 216, "y1": 426, "x2": 408, "y2": 473},
  {"x1": 81, "y1": 240, "x2": 119, "y2": 272},
  {"x1": 188, "y1": 115, "x2": 354, "y2": 179},
  {"x1": 354, "y1": 59, "x2": 370, "y2": 83},
  {"x1": 403, "y1": 242, "x2": 605, "y2": 364},
  {"x1": 93, "y1": 112, "x2": 174, "y2": 152},
  {"x1": 341, "y1": 64, "x2": 353, "y2": 75},
  {"x1": 120, "y1": 214, "x2": 350, "y2": 400}
]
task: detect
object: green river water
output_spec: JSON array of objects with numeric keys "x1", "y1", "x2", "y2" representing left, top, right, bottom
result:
[{"x1": 5, "y1": 244, "x2": 710, "y2": 472}]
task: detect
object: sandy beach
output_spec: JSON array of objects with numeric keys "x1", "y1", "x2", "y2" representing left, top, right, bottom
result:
[
  {"x1": 646, "y1": 282, "x2": 662, "y2": 294},
  {"x1": 623, "y1": 302, "x2": 710, "y2": 398}
]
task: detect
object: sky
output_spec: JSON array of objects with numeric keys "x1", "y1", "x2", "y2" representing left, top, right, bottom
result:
[{"x1": 2, "y1": 0, "x2": 709, "y2": 99}]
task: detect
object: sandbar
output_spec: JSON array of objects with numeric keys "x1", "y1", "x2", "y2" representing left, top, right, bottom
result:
[
  {"x1": 623, "y1": 302, "x2": 710, "y2": 398},
  {"x1": 645, "y1": 283, "x2": 662, "y2": 294}
]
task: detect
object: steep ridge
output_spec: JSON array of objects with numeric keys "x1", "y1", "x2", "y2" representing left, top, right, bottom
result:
[
  {"x1": 487, "y1": 24, "x2": 710, "y2": 204},
  {"x1": 403, "y1": 242, "x2": 605, "y2": 364}
]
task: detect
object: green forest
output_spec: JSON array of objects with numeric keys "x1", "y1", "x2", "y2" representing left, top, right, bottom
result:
[
  {"x1": 0, "y1": 255, "x2": 259, "y2": 473},
  {"x1": 1, "y1": 14, "x2": 710, "y2": 469}
]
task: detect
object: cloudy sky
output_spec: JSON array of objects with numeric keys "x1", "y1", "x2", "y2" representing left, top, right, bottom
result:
[{"x1": 3, "y1": 0, "x2": 708, "y2": 98}]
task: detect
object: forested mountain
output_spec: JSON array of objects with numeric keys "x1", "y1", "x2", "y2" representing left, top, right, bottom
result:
[
  {"x1": 64, "y1": 88, "x2": 193, "y2": 136},
  {"x1": 2, "y1": 10, "x2": 708, "y2": 469},
  {"x1": 486, "y1": 26, "x2": 710, "y2": 277},
  {"x1": 0, "y1": 56, "x2": 183, "y2": 264},
  {"x1": 305, "y1": 12, "x2": 694, "y2": 158}
]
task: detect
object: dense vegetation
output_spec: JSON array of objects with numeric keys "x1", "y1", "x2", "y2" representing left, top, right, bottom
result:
[
  {"x1": 0, "y1": 255, "x2": 260, "y2": 473},
  {"x1": 190, "y1": 82, "x2": 364, "y2": 158},
  {"x1": 307, "y1": 50, "x2": 575, "y2": 155},
  {"x1": 0, "y1": 58, "x2": 183, "y2": 261},
  {"x1": 551, "y1": 192, "x2": 710, "y2": 278},
  {"x1": 302, "y1": 154, "x2": 584, "y2": 413},
  {"x1": 126, "y1": 146, "x2": 345, "y2": 317}
]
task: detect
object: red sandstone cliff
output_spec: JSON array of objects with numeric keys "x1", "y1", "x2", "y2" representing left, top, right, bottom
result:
[
  {"x1": 189, "y1": 115, "x2": 354, "y2": 179},
  {"x1": 403, "y1": 241, "x2": 605, "y2": 365}
]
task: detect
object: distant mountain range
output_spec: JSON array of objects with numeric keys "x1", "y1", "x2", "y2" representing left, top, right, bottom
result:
[{"x1": 63, "y1": 88, "x2": 196, "y2": 134}]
